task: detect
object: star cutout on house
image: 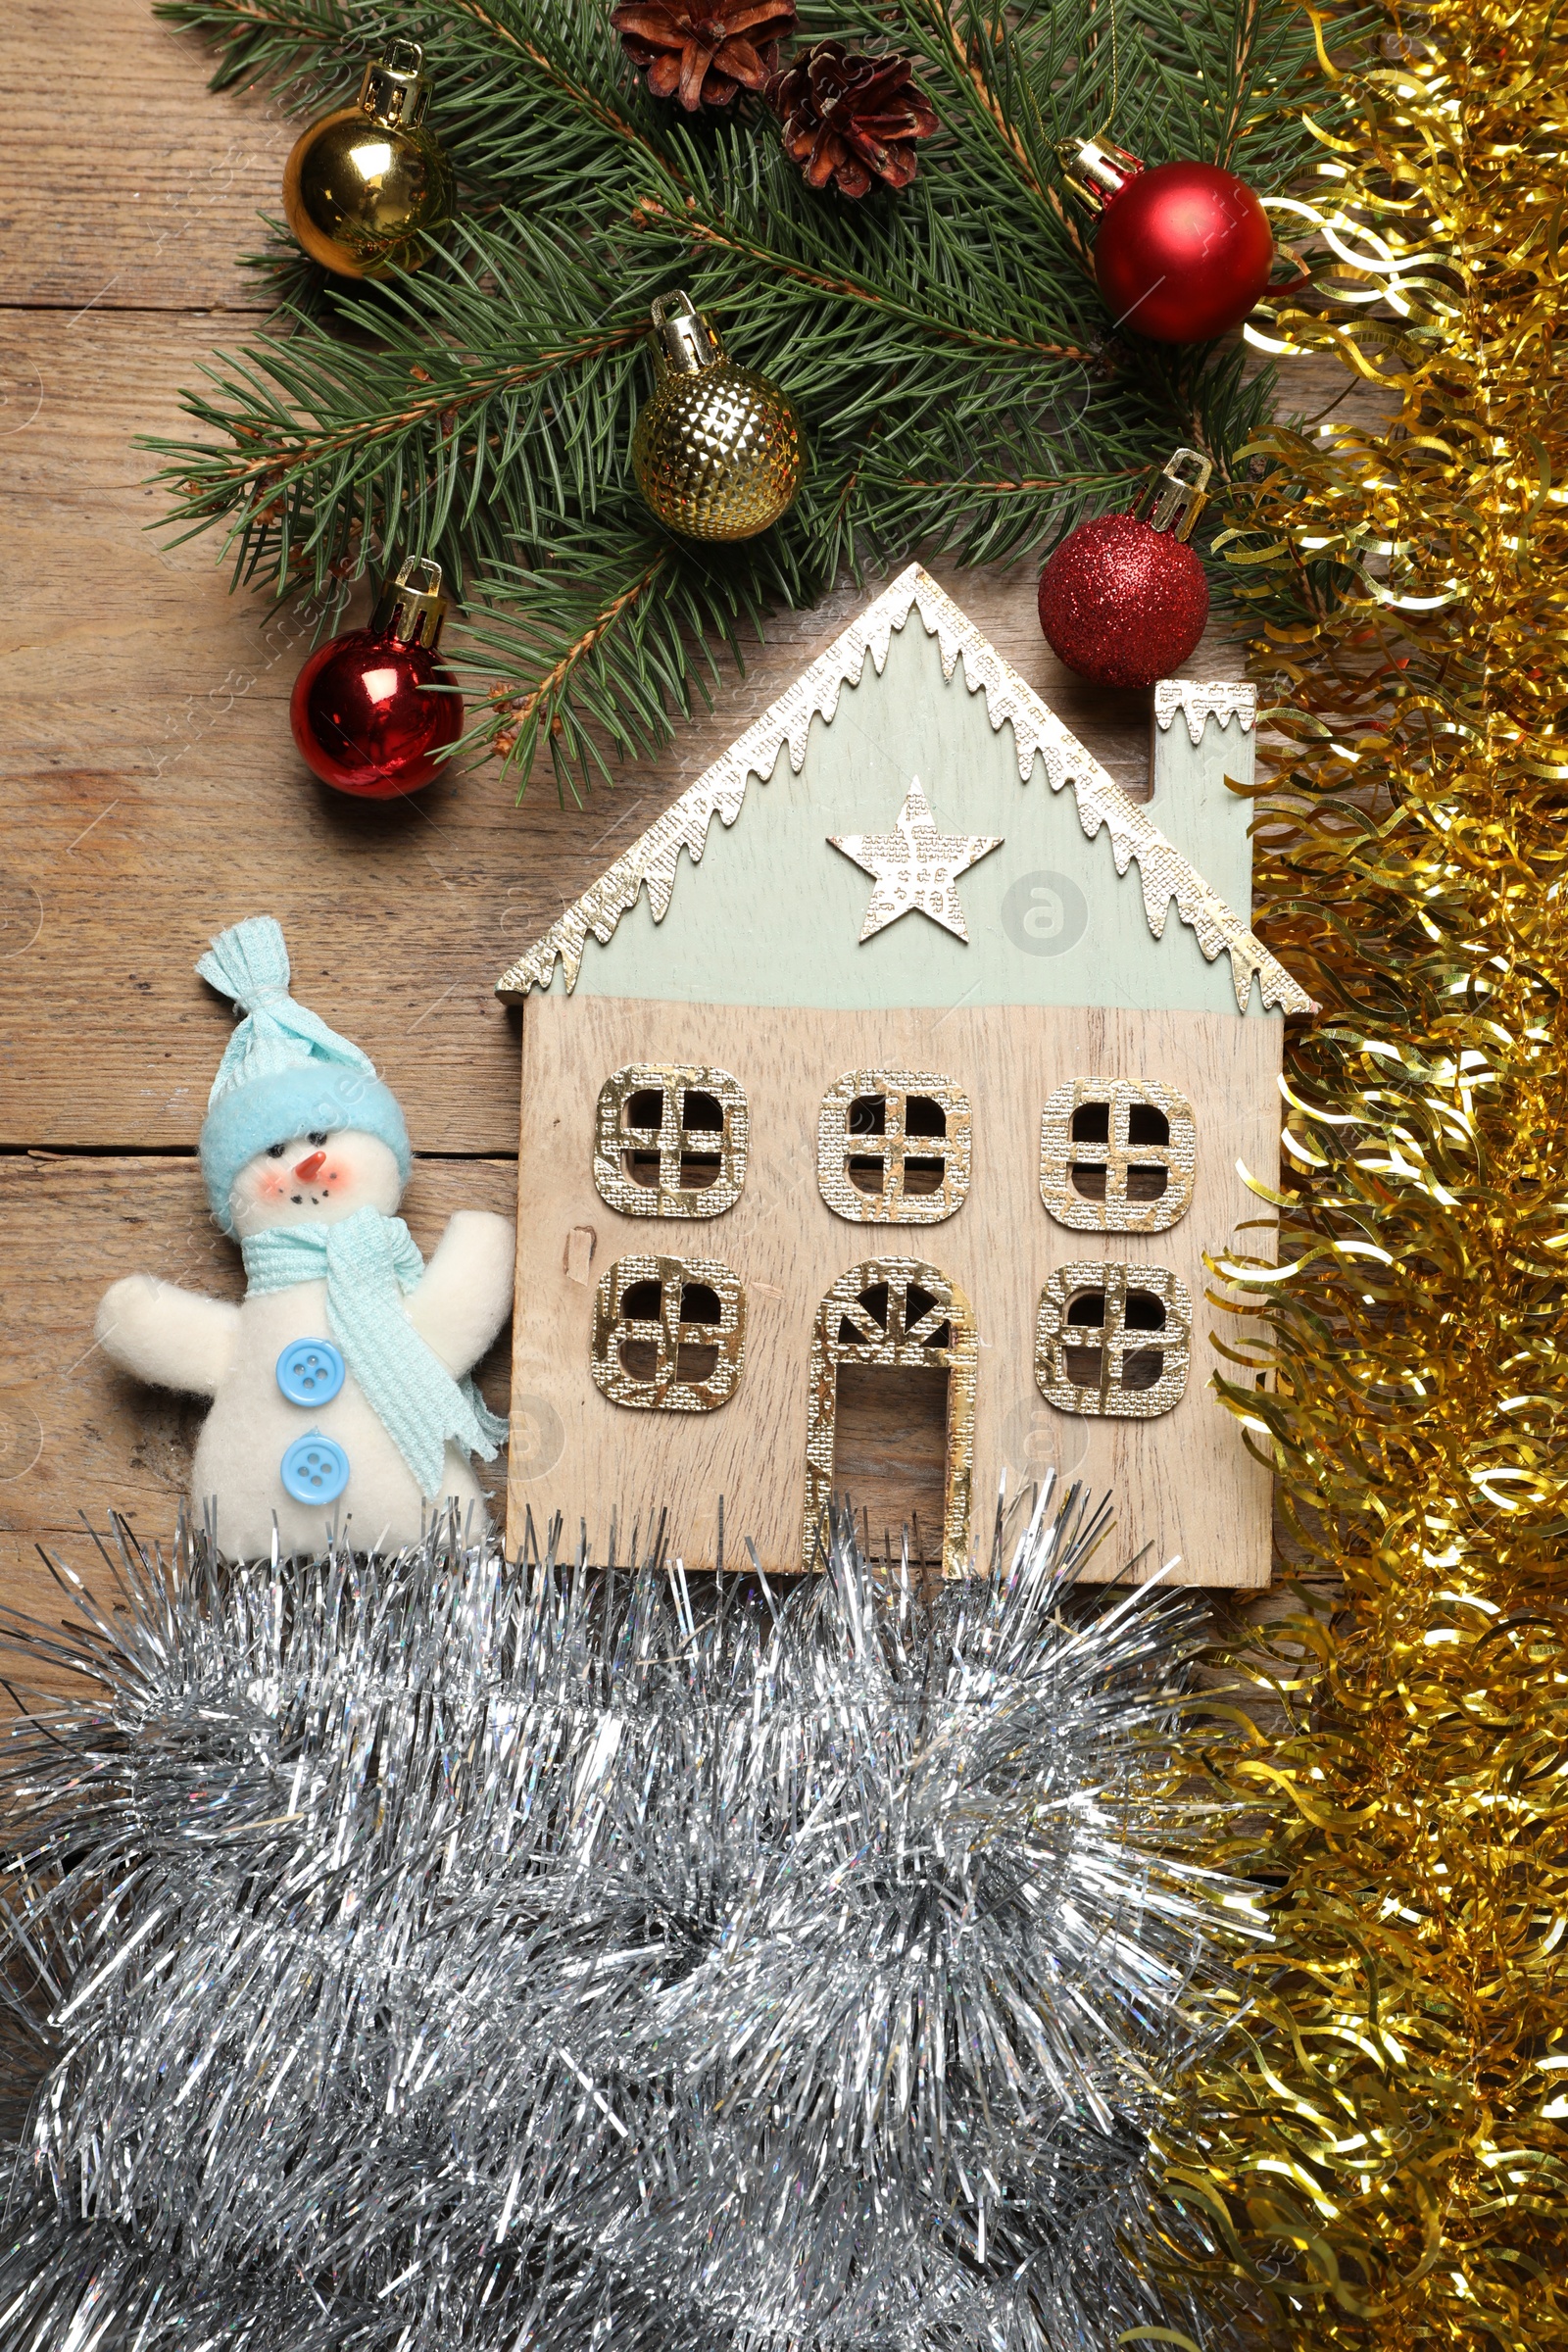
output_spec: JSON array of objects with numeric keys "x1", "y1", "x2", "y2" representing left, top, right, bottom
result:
[{"x1": 829, "y1": 778, "x2": 1004, "y2": 944}]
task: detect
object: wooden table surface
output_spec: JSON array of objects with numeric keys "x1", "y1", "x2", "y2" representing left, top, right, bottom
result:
[{"x1": 3, "y1": 1, "x2": 1350, "y2": 1636}]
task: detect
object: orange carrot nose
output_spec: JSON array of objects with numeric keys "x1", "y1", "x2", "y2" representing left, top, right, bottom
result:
[{"x1": 293, "y1": 1151, "x2": 327, "y2": 1181}]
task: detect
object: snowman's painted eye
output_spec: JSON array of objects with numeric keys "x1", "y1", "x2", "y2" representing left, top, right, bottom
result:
[
  {"x1": 267, "y1": 1144, "x2": 286, "y2": 1159},
  {"x1": 308, "y1": 1131, "x2": 329, "y2": 1147}
]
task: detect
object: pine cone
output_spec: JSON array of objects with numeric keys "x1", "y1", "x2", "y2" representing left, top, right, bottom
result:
[
  {"x1": 770, "y1": 40, "x2": 939, "y2": 199},
  {"x1": 612, "y1": 0, "x2": 798, "y2": 112}
]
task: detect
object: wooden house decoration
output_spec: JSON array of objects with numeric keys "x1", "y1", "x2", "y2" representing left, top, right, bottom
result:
[{"x1": 496, "y1": 565, "x2": 1313, "y2": 1586}]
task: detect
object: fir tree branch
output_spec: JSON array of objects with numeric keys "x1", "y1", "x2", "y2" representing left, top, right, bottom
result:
[
  {"x1": 485, "y1": 552, "x2": 673, "y2": 788},
  {"x1": 163, "y1": 321, "x2": 646, "y2": 508},
  {"x1": 150, "y1": 0, "x2": 1334, "y2": 793},
  {"x1": 626, "y1": 198, "x2": 1100, "y2": 367},
  {"x1": 1217, "y1": 0, "x2": 1266, "y2": 165},
  {"x1": 898, "y1": 465, "x2": 1147, "y2": 499},
  {"x1": 903, "y1": 0, "x2": 1094, "y2": 269},
  {"x1": 457, "y1": 522, "x2": 787, "y2": 796},
  {"x1": 440, "y1": 0, "x2": 695, "y2": 182},
  {"x1": 156, "y1": 0, "x2": 370, "y2": 93}
]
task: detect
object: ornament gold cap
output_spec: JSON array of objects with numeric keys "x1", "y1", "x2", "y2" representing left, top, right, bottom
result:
[
  {"x1": 1056, "y1": 135, "x2": 1144, "y2": 212},
  {"x1": 372, "y1": 556, "x2": 449, "y2": 650},
  {"x1": 648, "y1": 290, "x2": 725, "y2": 380},
  {"x1": 359, "y1": 38, "x2": 432, "y2": 131},
  {"x1": 1137, "y1": 447, "x2": 1212, "y2": 542}
]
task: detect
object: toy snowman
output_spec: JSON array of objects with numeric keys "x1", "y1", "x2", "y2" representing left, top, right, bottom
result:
[{"x1": 96, "y1": 917, "x2": 515, "y2": 1556}]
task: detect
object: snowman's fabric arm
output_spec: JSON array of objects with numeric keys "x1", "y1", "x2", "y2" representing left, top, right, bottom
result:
[
  {"x1": 405, "y1": 1211, "x2": 515, "y2": 1376},
  {"x1": 96, "y1": 1277, "x2": 241, "y2": 1398}
]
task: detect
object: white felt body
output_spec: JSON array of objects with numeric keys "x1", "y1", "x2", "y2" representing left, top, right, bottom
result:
[{"x1": 98, "y1": 1210, "x2": 514, "y2": 1557}]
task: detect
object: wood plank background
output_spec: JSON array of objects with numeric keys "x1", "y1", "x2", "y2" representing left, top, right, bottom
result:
[{"x1": 1, "y1": 1, "x2": 1368, "y2": 1644}]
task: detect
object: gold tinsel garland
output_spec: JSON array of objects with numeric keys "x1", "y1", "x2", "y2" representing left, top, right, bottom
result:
[{"x1": 1156, "y1": 0, "x2": 1568, "y2": 2340}]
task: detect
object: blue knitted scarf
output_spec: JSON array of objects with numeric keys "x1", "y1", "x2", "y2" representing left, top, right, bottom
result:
[{"x1": 242, "y1": 1206, "x2": 507, "y2": 1500}]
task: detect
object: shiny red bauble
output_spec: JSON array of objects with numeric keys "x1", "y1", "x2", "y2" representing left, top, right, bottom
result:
[
  {"x1": 1093, "y1": 161, "x2": 1275, "y2": 343},
  {"x1": 1037, "y1": 513, "x2": 1209, "y2": 690},
  {"x1": 290, "y1": 559, "x2": 462, "y2": 798},
  {"x1": 291, "y1": 632, "x2": 461, "y2": 797}
]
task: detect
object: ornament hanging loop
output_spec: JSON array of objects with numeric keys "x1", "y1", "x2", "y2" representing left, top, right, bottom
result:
[
  {"x1": 1138, "y1": 448, "x2": 1212, "y2": 542},
  {"x1": 360, "y1": 39, "x2": 432, "y2": 131},
  {"x1": 372, "y1": 556, "x2": 449, "y2": 652},
  {"x1": 649, "y1": 291, "x2": 724, "y2": 380},
  {"x1": 1056, "y1": 136, "x2": 1143, "y2": 212}
]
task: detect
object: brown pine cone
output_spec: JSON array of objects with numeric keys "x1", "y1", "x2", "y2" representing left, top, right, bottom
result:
[
  {"x1": 612, "y1": 0, "x2": 798, "y2": 112},
  {"x1": 770, "y1": 40, "x2": 939, "y2": 199}
]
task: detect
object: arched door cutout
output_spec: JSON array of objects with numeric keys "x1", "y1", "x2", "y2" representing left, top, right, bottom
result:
[{"x1": 804, "y1": 1258, "x2": 976, "y2": 1577}]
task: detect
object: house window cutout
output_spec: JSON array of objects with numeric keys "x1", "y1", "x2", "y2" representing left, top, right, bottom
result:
[
  {"x1": 804, "y1": 1257, "x2": 976, "y2": 1575},
  {"x1": 1040, "y1": 1078, "x2": 1196, "y2": 1234},
  {"x1": 816, "y1": 1071, "x2": 972, "y2": 1224},
  {"x1": 591, "y1": 1253, "x2": 746, "y2": 1412},
  {"x1": 593, "y1": 1064, "x2": 748, "y2": 1218},
  {"x1": 1035, "y1": 1263, "x2": 1192, "y2": 1419}
]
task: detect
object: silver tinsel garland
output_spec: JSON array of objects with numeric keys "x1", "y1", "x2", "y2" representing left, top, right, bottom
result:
[{"x1": 0, "y1": 1487, "x2": 1265, "y2": 2350}]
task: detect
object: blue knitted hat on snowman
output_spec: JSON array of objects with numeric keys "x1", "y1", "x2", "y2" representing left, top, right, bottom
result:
[{"x1": 197, "y1": 917, "x2": 411, "y2": 1233}]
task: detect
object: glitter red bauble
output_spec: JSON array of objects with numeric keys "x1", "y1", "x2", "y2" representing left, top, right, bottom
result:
[
  {"x1": 1093, "y1": 161, "x2": 1274, "y2": 343},
  {"x1": 1037, "y1": 513, "x2": 1209, "y2": 690},
  {"x1": 290, "y1": 626, "x2": 462, "y2": 798}
]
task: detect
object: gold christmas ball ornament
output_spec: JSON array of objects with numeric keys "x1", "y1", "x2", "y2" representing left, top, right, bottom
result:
[
  {"x1": 630, "y1": 292, "x2": 806, "y2": 543},
  {"x1": 282, "y1": 39, "x2": 453, "y2": 279}
]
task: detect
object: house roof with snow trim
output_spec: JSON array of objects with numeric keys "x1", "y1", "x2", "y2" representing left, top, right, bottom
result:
[{"x1": 494, "y1": 564, "x2": 1313, "y2": 1020}]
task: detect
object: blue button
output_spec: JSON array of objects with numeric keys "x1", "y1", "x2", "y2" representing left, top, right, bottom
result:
[
  {"x1": 280, "y1": 1432, "x2": 350, "y2": 1505},
  {"x1": 276, "y1": 1338, "x2": 345, "y2": 1406}
]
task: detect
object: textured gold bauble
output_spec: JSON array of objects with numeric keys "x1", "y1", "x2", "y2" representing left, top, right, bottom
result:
[
  {"x1": 282, "y1": 39, "x2": 452, "y2": 279},
  {"x1": 631, "y1": 292, "x2": 806, "y2": 543}
]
